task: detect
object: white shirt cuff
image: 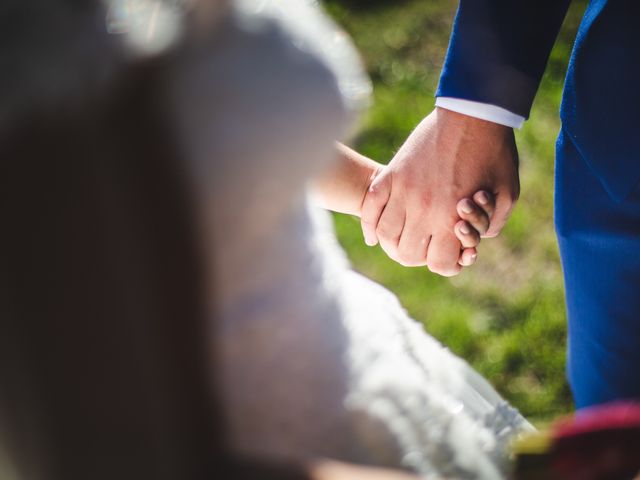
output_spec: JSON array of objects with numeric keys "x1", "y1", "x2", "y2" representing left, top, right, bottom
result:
[{"x1": 435, "y1": 97, "x2": 525, "y2": 129}]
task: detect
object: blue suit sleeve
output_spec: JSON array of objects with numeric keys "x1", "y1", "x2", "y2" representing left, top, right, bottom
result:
[{"x1": 436, "y1": 0, "x2": 571, "y2": 118}]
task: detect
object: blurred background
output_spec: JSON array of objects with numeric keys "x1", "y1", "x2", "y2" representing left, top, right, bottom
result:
[{"x1": 325, "y1": 0, "x2": 589, "y2": 425}]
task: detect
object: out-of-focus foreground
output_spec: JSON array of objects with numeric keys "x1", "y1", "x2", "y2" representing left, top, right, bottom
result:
[{"x1": 326, "y1": 0, "x2": 588, "y2": 424}]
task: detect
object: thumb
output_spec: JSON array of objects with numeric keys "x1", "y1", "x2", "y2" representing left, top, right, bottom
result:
[
  {"x1": 360, "y1": 170, "x2": 392, "y2": 246},
  {"x1": 484, "y1": 187, "x2": 518, "y2": 238}
]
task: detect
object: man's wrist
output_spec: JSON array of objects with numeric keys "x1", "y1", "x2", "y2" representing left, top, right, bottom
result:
[
  {"x1": 435, "y1": 97, "x2": 525, "y2": 129},
  {"x1": 433, "y1": 106, "x2": 514, "y2": 138}
]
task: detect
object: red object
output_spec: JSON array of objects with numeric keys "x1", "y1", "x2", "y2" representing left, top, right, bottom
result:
[{"x1": 550, "y1": 402, "x2": 640, "y2": 480}]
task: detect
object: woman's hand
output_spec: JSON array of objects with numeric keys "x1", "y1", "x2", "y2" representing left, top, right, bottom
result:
[
  {"x1": 454, "y1": 190, "x2": 496, "y2": 267},
  {"x1": 312, "y1": 143, "x2": 385, "y2": 217}
]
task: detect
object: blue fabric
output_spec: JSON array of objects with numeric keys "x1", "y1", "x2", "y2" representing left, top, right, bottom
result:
[
  {"x1": 556, "y1": 129, "x2": 640, "y2": 408},
  {"x1": 561, "y1": 0, "x2": 640, "y2": 201},
  {"x1": 437, "y1": 0, "x2": 640, "y2": 407},
  {"x1": 436, "y1": 0, "x2": 571, "y2": 118},
  {"x1": 437, "y1": 0, "x2": 640, "y2": 200}
]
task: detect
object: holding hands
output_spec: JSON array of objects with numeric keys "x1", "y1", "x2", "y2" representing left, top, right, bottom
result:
[
  {"x1": 314, "y1": 107, "x2": 520, "y2": 276},
  {"x1": 360, "y1": 107, "x2": 520, "y2": 276}
]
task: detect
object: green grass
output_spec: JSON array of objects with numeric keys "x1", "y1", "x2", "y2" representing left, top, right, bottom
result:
[{"x1": 325, "y1": 0, "x2": 588, "y2": 425}]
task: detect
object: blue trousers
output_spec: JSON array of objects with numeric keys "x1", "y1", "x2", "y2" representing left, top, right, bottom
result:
[{"x1": 555, "y1": 129, "x2": 640, "y2": 409}]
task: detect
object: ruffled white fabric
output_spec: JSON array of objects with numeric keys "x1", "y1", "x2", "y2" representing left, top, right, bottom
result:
[
  {"x1": 168, "y1": 1, "x2": 533, "y2": 478},
  {"x1": 311, "y1": 207, "x2": 533, "y2": 478}
]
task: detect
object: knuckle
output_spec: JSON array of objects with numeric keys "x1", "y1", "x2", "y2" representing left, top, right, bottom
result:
[
  {"x1": 366, "y1": 185, "x2": 382, "y2": 202},
  {"x1": 368, "y1": 181, "x2": 381, "y2": 195},
  {"x1": 458, "y1": 222, "x2": 481, "y2": 240},
  {"x1": 397, "y1": 258, "x2": 412, "y2": 268},
  {"x1": 398, "y1": 174, "x2": 416, "y2": 192},
  {"x1": 427, "y1": 259, "x2": 453, "y2": 275},
  {"x1": 433, "y1": 267, "x2": 459, "y2": 277},
  {"x1": 367, "y1": 178, "x2": 389, "y2": 199},
  {"x1": 376, "y1": 225, "x2": 399, "y2": 244},
  {"x1": 418, "y1": 192, "x2": 434, "y2": 210},
  {"x1": 396, "y1": 252, "x2": 411, "y2": 266},
  {"x1": 360, "y1": 217, "x2": 376, "y2": 228},
  {"x1": 475, "y1": 191, "x2": 495, "y2": 208},
  {"x1": 360, "y1": 208, "x2": 376, "y2": 224},
  {"x1": 445, "y1": 266, "x2": 462, "y2": 277},
  {"x1": 396, "y1": 251, "x2": 421, "y2": 267},
  {"x1": 476, "y1": 221, "x2": 489, "y2": 235},
  {"x1": 379, "y1": 242, "x2": 398, "y2": 260},
  {"x1": 463, "y1": 236, "x2": 479, "y2": 248},
  {"x1": 467, "y1": 209, "x2": 483, "y2": 223}
]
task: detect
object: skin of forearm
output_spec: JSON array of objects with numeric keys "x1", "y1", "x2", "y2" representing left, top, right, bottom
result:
[{"x1": 312, "y1": 143, "x2": 384, "y2": 217}]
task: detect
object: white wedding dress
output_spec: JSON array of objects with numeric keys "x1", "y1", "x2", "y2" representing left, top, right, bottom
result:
[{"x1": 167, "y1": 1, "x2": 533, "y2": 478}]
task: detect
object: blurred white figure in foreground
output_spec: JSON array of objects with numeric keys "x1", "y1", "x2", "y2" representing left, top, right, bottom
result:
[{"x1": 168, "y1": 1, "x2": 534, "y2": 478}]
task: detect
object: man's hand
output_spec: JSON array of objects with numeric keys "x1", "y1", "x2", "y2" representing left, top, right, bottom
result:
[{"x1": 360, "y1": 107, "x2": 520, "y2": 276}]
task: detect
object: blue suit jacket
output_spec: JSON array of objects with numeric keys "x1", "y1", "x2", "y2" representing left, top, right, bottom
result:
[{"x1": 436, "y1": 0, "x2": 640, "y2": 201}]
